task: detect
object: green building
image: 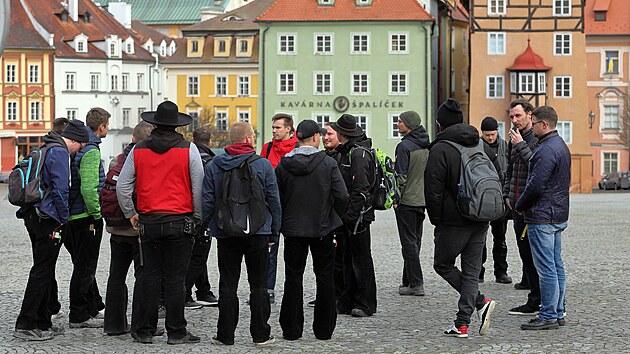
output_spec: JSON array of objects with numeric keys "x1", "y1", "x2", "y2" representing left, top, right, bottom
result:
[{"x1": 256, "y1": 0, "x2": 434, "y2": 155}]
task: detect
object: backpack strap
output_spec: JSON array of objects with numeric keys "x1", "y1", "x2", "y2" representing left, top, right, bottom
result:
[{"x1": 265, "y1": 141, "x2": 273, "y2": 158}]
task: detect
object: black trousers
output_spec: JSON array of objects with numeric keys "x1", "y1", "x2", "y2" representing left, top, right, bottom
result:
[
  {"x1": 513, "y1": 212, "x2": 541, "y2": 306},
  {"x1": 395, "y1": 205, "x2": 425, "y2": 287},
  {"x1": 481, "y1": 217, "x2": 509, "y2": 278},
  {"x1": 433, "y1": 223, "x2": 488, "y2": 327},
  {"x1": 280, "y1": 234, "x2": 337, "y2": 340},
  {"x1": 336, "y1": 224, "x2": 377, "y2": 315},
  {"x1": 216, "y1": 237, "x2": 271, "y2": 344},
  {"x1": 64, "y1": 216, "x2": 105, "y2": 323},
  {"x1": 333, "y1": 230, "x2": 345, "y2": 298},
  {"x1": 104, "y1": 235, "x2": 141, "y2": 334},
  {"x1": 15, "y1": 209, "x2": 62, "y2": 330},
  {"x1": 134, "y1": 221, "x2": 193, "y2": 339},
  {"x1": 185, "y1": 236, "x2": 212, "y2": 300}
]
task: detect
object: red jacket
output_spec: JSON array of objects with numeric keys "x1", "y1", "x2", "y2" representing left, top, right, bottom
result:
[{"x1": 260, "y1": 136, "x2": 299, "y2": 168}]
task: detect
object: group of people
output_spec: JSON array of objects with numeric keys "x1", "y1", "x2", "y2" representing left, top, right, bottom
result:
[{"x1": 12, "y1": 96, "x2": 570, "y2": 344}]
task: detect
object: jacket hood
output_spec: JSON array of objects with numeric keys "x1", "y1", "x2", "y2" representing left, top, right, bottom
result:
[
  {"x1": 145, "y1": 127, "x2": 185, "y2": 154},
  {"x1": 87, "y1": 127, "x2": 102, "y2": 145},
  {"x1": 281, "y1": 150, "x2": 326, "y2": 176},
  {"x1": 43, "y1": 131, "x2": 68, "y2": 148},
  {"x1": 402, "y1": 125, "x2": 430, "y2": 148},
  {"x1": 214, "y1": 151, "x2": 255, "y2": 171},
  {"x1": 430, "y1": 123, "x2": 479, "y2": 149}
]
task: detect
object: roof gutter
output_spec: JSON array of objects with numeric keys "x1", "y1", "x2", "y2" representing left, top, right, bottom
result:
[{"x1": 259, "y1": 21, "x2": 270, "y2": 146}]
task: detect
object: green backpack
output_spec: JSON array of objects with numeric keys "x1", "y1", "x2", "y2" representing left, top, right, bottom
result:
[{"x1": 350, "y1": 146, "x2": 400, "y2": 211}]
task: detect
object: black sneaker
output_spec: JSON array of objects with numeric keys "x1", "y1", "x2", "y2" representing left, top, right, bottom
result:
[
  {"x1": 13, "y1": 329, "x2": 54, "y2": 341},
  {"x1": 196, "y1": 293, "x2": 219, "y2": 307},
  {"x1": 132, "y1": 332, "x2": 153, "y2": 344},
  {"x1": 211, "y1": 336, "x2": 234, "y2": 345},
  {"x1": 509, "y1": 303, "x2": 540, "y2": 316},
  {"x1": 167, "y1": 332, "x2": 201, "y2": 345},
  {"x1": 307, "y1": 299, "x2": 316, "y2": 308},
  {"x1": 557, "y1": 317, "x2": 566, "y2": 326},
  {"x1": 185, "y1": 300, "x2": 203, "y2": 310},
  {"x1": 495, "y1": 274, "x2": 513, "y2": 284},
  {"x1": 521, "y1": 318, "x2": 559, "y2": 330}
]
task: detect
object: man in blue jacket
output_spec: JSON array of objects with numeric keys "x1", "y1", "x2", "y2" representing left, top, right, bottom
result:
[
  {"x1": 202, "y1": 122, "x2": 281, "y2": 346},
  {"x1": 14, "y1": 120, "x2": 89, "y2": 341},
  {"x1": 515, "y1": 106, "x2": 570, "y2": 330}
]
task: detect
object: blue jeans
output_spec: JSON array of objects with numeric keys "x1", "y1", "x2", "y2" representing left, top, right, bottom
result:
[{"x1": 527, "y1": 222, "x2": 567, "y2": 321}]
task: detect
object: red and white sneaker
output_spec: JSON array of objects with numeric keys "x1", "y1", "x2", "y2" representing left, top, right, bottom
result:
[
  {"x1": 444, "y1": 324, "x2": 468, "y2": 338},
  {"x1": 478, "y1": 297, "x2": 497, "y2": 336}
]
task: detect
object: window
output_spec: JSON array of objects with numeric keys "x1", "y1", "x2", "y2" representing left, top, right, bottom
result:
[
  {"x1": 278, "y1": 72, "x2": 296, "y2": 94},
  {"x1": 66, "y1": 73, "x2": 76, "y2": 90},
  {"x1": 488, "y1": 32, "x2": 505, "y2": 55},
  {"x1": 595, "y1": 11, "x2": 606, "y2": 21},
  {"x1": 218, "y1": 40, "x2": 226, "y2": 53},
  {"x1": 5, "y1": 64, "x2": 16, "y2": 83},
  {"x1": 187, "y1": 76, "x2": 199, "y2": 96},
  {"x1": 216, "y1": 76, "x2": 227, "y2": 96},
  {"x1": 605, "y1": 51, "x2": 619, "y2": 74},
  {"x1": 238, "y1": 76, "x2": 250, "y2": 96},
  {"x1": 315, "y1": 33, "x2": 333, "y2": 54},
  {"x1": 6, "y1": 101, "x2": 17, "y2": 121},
  {"x1": 122, "y1": 108, "x2": 131, "y2": 127},
  {"x1": 556, "y1": 121, "x2": 572, "y2": 144},
  {"x1": 65, "y1": 109, "x2": 77, "y2": 120},
  {"x1": 603, "y1": 152, "x2": 619, "y2": 174},
  {"x1": 538, "y1": 72, "x2": 546, "y2": 93},
  {"x1": 389, "y1": 33, "x2": 408, "y2": 53},
  {"x1": 314, "y1": 72, "x2": 333, "y2": 95},
  {"x1": 486, "y1": 75, "x2": 504, "y2": 98},
  {"x1": 30, "y1": 102, "x2": 41, "y2": 121},
  {"x1": 191, "y1": 40, "x2": 199, "y2": 53},
  {"x1": 126, "y1": 41, "x2": 133, "y2": 54},
  {"x1": 318, "y1": 0, "x2": 333, "y2": 4},
  {"x1": 239, "y1": 39, "x2": 248, "y2": 53},
  {"x1": 215, "y1": 110, "x2": 228, "y2": 131},
  {"x1": 355, "y1": 114, "x2": 369, "y2": 135},
  {"x1": 138, "y1": 107, "x2": 146, "y2": 118},
  {"x1": 497, "y1": 121, "x2": 506, "y2": 140},
  {"x1": 357, "y1": 0, "x2": 371, "y2": 5},
  {"x1": 137, "y1": 73, "x2": 145, "y2": 91},
  {"x1": 29, "y1": 64, "x2": 39, "y2": 83},
  {"x1": 352, "y1": 73, "x2": 370, "y2": 95},
  {"x1": 554, "y1": 33, "x2": 571, "y2": 55},
  {"x1": 278, "y1": 34, "x2": 296, "y2": 54},
  {"x1": 519, "y1": 73, "x2": 535, "y2": 93},
  {"x1": 390, "y1": 113, "x2": 401, "y2": 138},
  {"x1": 554, "y1": 76, "x2": 572, "y2": 98},
  {"x1": 122, "y1": 73, "x2": 129, "y2": 91},
  {"x1": 90, "y1": 73, "x2": 100, "y2": 91},
  {"x1": 110, "y1": 42, "x2": 117, "y2": 57},
  {"x1": 111, "y1": 75, "x2": 118, "y2": 91},
  {"x1": 389, "y1": 72, "x2": 408, "y2": 95},
  {"x1": 160, "y1": 43, "x2": 166, "y2": 56},
  {"x1": 77, "y1": 40, "x2": 85, "y2": 52},
  {"x1": 488, "y1": 0, "x2": 506, "y2": 15},
  {"x1": 351, "y1": 33, "x2": 370, "y2": 54},
  {"x1": 237, "y1": 108, "x2": 250, "y2": 123},
  {"x1": 314, "y1": 114, "x2": 332, "y2": 128},
  {"x1": 603, "y1": 105, "x2": 620, "y2": 130},
  {"x1": 553, "y1": 0, "x2": 571, "y2": 16}
]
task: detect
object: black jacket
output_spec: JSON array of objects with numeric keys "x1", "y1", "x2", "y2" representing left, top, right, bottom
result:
[
  {"x1": 424, "y1": 123, "x2": 488, "y2": 227},
  {"x1": 336, "y1": 135, "x2": 376, "y2": 227},
  {"x1": 503, "y1": 128, "x2": 538, "y2": 204},
  {"x1": 275, "y1": 148, "x2": 348, "y2": 237}
]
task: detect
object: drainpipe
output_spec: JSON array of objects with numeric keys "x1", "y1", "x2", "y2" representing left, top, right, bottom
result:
[
  {"x1": 149, "y1": 53, "x2": 158, "y2": 109},
  {"x1": 259, "y1": 22, "x2": 270, "y2": 147},
  {"x1": 426, "y1": 22, "x2": 433, "y2": 139}
]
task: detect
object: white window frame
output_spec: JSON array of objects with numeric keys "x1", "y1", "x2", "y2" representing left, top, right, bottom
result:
[
  {"x1": 187, "y1": 75, "x2": 199, "y2": 96},
  {"x1": 122, "y1": 73, "x2": 129, "y2": 91},
  {"x1": 510, "y1": 72, "x2": 517, "y2": 93},
  {"x1": 519, "y1": 73, "x2": 535, "y2": 93},
  {"x1": 497, "y1": 121, "x2": 506, "y2": 140},
  {"x1": 554, "y1": 76, "x2": 572, "y2": 98},
  {"x1": 313, "y1": 72, "x2": 333, "y2": 95},
  {"x1": 462, "y1": 29, "x2": 467, "y2": 55},
  {"x1": 215, "y1": 108, "x2": 229, "y2": 132},
  {"x1": 76, "y1": 39, "x2": 87, "y2": 53},
  {"x1": 487, "y1": 32, "x2": 505, "y2": 55},
  {"x1": 486, "y1": 75, "x2": 504, "y2": 99},
  {"x1": 538, "y1": 72, "x2": 546, "y2": 93},
  {"x1": 389, "y1": 72, "x2": 408, "y2": 95},
  {"x1": 278, "y1": 71, "x2": 297, "y2": 95},
  {"x1": 137, "y1": 73, "x2": 145, "y2": 91},
  {"x1": 215, "y1": 75, "x2": 227, "y2": 96},
  {"x1": 601, "y1": 151, "x2": 619, "y2": 175},
  {"x1": 6, "y1": 101, "x2": 18, "y2": 121},
  {"x1": 389, "y1": 113, "x2": 402, "y2": 138},
  {"x1": 237, "y1": 107, "x2": 251, "y2": 123},
  {"x1": 351, "y1": 33, "x2": 370, "y2": 54},
  {"x1": 29, "y1": 64, "x2": 40, "y2": 83},
  {"x1": 66, "y1": 72, "x2": 76, "y2": 90},
  {"x1": 556, "y1": 120, "x2": 572, "y2": 144},
  {"x1": 111, "y1": 75, "x2": 118, "y2": 91},
  {"x1": 351, "y1": 72, "x2": 370, "y2": 96},
  {"x1": 354, "y1": 114, "x2": 369, "y2": 136},
  {"x1": 314, "y1": 33, "x2": 334, "y2": 55},
  {"x1": 66, "y1": 108, "x2": 78, "y2": 120},
  {"x1": 122, "y1": 108, "x2": 131, "y2": 127},
  {"x1": 602, "y1": 105, "x2": 620, "y2": 130},
  {"x1": 604, "y1": 50, "x2": 620, "y2": 75},
  {"x1": 313, "y1": 113, "x2": 333, "y2": 128},
  {"x1": 553, "y1": 0, "x2": 571, "y2": 17},
  {"x1": 5, "y1": 64, "x2": 16, "y2": 83},
  {"x1": 554, "y1": 33, "x2": 572, "y2": 56},
  {"x1": 488, "y1": 0, "x2": 506, "y2": 15},
  {"x1": 29, "y1": 101, "x2": 41, "y2": 121},
  {"x1": 278, "y1": 33, "x2": 297, "y2": 55},
  {"x1": 238, "y1": 75, "x2": 250, "y2": 96},
  {"x1": 237, "y1": 38, "x2": 249, "y2": 54},
  {"x1": 389, "y1": 32, "x2": 409, "y2": 54},
  {"x1": 90, "y1": 73, "x2": 100, "y2": 91}
]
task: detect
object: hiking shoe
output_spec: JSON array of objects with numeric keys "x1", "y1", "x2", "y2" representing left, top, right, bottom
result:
[
  {"x1": 51, "y1": 309, "x2": 65, "y2": 320},
  {"x1": 521, "y1": 318, "x2": 559, "y2": 330},
  {"x1": 158, "y1": 305, "x2": 166, "y2": 319},
  {"x1": 211, "y1": 336, "x2": 234, "y2": 345},
  {"x1": 495, "y1": 274, "x2": 513, "y2": 284},
  {"x1": 254, "y1": 336, "x2": 275, "y2": 346},
  {"x1": 13, "y1": 329, "x2": 54, "y2": 341},
  {"x1": 132, "y1": 332, "x2": 153, "y2": 344},
  {"x1": 478, "y1": 298, "x2": 496, "y2": 336},
  {"x1": 307, "y1": 299, "x2": 316, "y2": 308},
  {"x1": 167, "y1": 331, "x2": 201, "y2": 345},
  {"x1": 69, "y1": 317, "x2": 104, "y2": 328},
  {"x1": 44, "y1": 325, "x2": 65, "y2": 336},
  {"x1": 406, "y1": 285, "x2": 425, "y2": 296},
  {"x1": 514, "y1": 281, "x2": 529, "y2": 290},
  {"x1": 185, "y1": 300, "x2": 203, "y2": 310},
  {"x1": 94, "y1": 309, "x2": 105, "y2": 319},
  {"x1": 350, "y1": 308, "x2": 370, "y2": 317},
  {"x1": 557, "y1": 317, "x2": 566, "y2": 326},
  {"x1": 196, "y1": 293, "x2": 218, "y2": 307},
  {"x1": 398, "y1": 284, "x2": 409, "y2": 295},
  {"x1": 508, "y1": 303, "x2": 540, "y2": 316},
  {"x1": 443, "y1": 325, "x2": 468, "y2": 338},
  {"x1": 153, "y1": 327, "x2": 165, "y2": 336}
]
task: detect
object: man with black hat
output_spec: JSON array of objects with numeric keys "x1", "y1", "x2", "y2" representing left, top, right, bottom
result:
[
  {"x1": 479, "y1": 117, "x2": 512, "y2": 285},
  {"x1": 425, "y1": 98, "x2": 496, "y2": 338},
  {"x1": 276, "y1": 120, "x2": 348, "y2": 340},
  {"x1": 117, "y1": 100, "x2": 204, "y2": 345},
  {"x1": 14, "y1": 120, "x2": 89, "y2": 341},
  {"x1": 394, "y1": 110, "x2": 430, "y2": 297},
  {"x1": 331, "y1": 114, "x2": 377, "y2": 318}
]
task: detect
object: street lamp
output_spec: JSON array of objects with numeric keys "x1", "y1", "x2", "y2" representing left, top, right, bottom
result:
[{"x1": 588, "y1": 111, "x2": 595, "y2": 129}]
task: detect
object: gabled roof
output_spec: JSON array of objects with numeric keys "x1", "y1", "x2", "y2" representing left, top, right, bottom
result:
[
  {"x1": 5, "y1": 0, "x2": 53, "y2": 50},
  {"x1": 131, "y1": 19, "x2": 174, "y2": 46},
  {"x1": 586, "y1": 0, "x2": 630, "y2": 35},
  {"x1": 256, "y1": 0, "x2": 433, "y2": 22},
  {"x1": 184, "y1": 0, "x2": 276, "y2": 33},
  {"x1": 162, "y1": 35, "x2": 259, "y2": 65},
  {"x1": 507, "y1": 40, "x2": 551, "y2": 72},
  {"x1": 451, "y1": 1, "x2": 469, "y2": 23},
  {"x1": 95, "y1": 0, "x2": 224, "y2": 25}
]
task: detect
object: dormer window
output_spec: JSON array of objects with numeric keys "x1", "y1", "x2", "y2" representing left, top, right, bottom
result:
[
  {"x1": 74, "y1": 34, "x2": 88, "y2": 53},
  {"x1": 77, "y1": 41, "x2": 85, "y2": 52},
  {"x1": 83, "y1": 11, "x2": 91, "y2": 24},
  {"x1": 357, "y1": 0, "x2": 371, "y2": 5},
  {"x1": 59, "y1": 9, "x2": 69, "y2": 23},
  {"x1": 192, "y1": 41, "x2": 199, "y2": 53},
  {"x1": 160, "y1": 41, "x2": 167, "y2": 56},
  {"x1": 318, "y1": 0, "x2": 334, "y2": 5},
  {"x1": 595, "y1": 11, "x2": 606, "y2": 21},
  {"x1": 125, "y1": 38, "x2": 134, "y2": 54},
  {"x1": 236, "y1": 37, "x2": 253, "y2": 57},
  {"x1": 218, "y1": 40, "x2": 226, "y2": 52},
  {"x1": 187, "y1": 37, "x2": 204, "y2": 58},
  {"x1": 108, "y1": 36, "x2": 121, "y2": 58},
  {"x1": 110, "y1": 43, "x2": 116, "y2": 56},
  {"x1": 214, "y1": 37, "x2": 231, "y2": 57},
  {"x1": 168, "y1": 41, "x2": 176, "y2": 56}
]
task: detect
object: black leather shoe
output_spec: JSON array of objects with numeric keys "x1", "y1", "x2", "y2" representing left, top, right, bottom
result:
[
  {"x1": 521, "y1": 318, "x2": 559, "y2": 330},
  {"x1": 495, "y1": 274, "x2": 513, "y2": 284}
]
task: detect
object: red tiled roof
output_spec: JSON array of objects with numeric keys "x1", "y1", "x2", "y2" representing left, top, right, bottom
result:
[
  {"x1": 131, "y1": 20, "x2": 174, "y2": 46},
  {"x1": 5, "y1": 0, "x2": 53, "y2": 50},
  {"x1": 257, "y1": 0, "x2": 432, "y2": 22},
  {"x1": 452, "y1": 0, "x2": 469, "y2": 23},
  {"x1": 507, "y1": 40, "x2": 551, "y2": 71},
  {"x1": 586, "y1": 0, "x2": 630, "y2": 35}
]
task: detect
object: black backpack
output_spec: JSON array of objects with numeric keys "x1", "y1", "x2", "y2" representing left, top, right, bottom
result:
[
  {"x1": 8, "y1": 142, "x2": 63, "y2": 208},
  {"x1": 215, "y1": 155, "x2": 267, "y2": 237},
  {"x1": 100, "y1": 153, "x2": 131, "y2": 228}
]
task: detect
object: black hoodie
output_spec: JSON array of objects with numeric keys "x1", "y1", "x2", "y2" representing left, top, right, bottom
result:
[
  {"x1": 425, "y1": 123, "x2": 487, "y2": 227},
  {"x1": 275, "y1": 148, "x2": 348, "y2": 238}
]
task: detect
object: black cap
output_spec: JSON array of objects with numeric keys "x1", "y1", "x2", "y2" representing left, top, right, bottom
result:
[
  {"x1": 61, "y1": 119, "x2": 90, "y2": 143},
  {"x1": 296, "y1": 120, "x2": 327, "y2": 140},
  {"x1": 481, "y1": 117, "x2": 499, "y2": 131}
]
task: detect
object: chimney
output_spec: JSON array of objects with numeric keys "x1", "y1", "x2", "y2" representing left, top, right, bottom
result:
[
  {"x1": 108, "y1": 2, "x2": 132, "y2": 29},
  {"x1": 69, "y1": 0, "x2": 78, "y2": 22}
]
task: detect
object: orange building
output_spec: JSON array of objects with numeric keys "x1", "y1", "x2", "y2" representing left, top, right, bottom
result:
[
  {"x1": 468, "y1": 0, "x2": 591, "y2": 193},
  {"x1": 0, "y1": 0, "x2": 55, "y2": 173},
  {"x1": 585, "y1": 0, "x2": 630, "y2": 188}
]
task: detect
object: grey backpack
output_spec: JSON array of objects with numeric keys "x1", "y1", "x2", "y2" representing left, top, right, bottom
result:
[{"x1": 443, "y1": 140, "x2": 504, "y2": 222}]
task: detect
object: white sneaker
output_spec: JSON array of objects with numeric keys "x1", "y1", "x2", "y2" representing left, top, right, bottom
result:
[
  {"x1": 69, "y1": 317, "x2": 104, "y2": 328},
  {"x1": 51, "y1": 309, "x2": 65, "y2": 320}
]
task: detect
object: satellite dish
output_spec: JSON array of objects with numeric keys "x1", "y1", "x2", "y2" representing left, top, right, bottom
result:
[{"x1": 0, "y1": 0, "x2": 9, "y2": 55}]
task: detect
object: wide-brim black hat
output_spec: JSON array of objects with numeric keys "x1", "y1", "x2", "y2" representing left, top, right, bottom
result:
[
  {"x1": 141, "y1": 101, "x2": 192, "y2": 127},
  {"x1": 330, "y1": 114, "x2": 363, "y2": 138}
]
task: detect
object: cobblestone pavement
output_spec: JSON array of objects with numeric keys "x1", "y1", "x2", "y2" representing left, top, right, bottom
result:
[{"x1": 0, "y1": 183, "x2": 629, "y2": 353}]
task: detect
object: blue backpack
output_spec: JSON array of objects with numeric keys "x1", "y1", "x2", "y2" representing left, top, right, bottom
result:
[{"x1": 8, "y1": 142, "x2": 63, "y2": 208}]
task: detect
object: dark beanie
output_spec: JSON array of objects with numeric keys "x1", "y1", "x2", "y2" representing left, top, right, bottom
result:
[
  {"x1": 437, "y1": 98, "x2": 464, "y2": 129},
  {"x1": 399, "y1": 110, "x2": 422, "y2": 131},
  {"x1": 480, "y1": 116, "x2": 499, "y2": 131},
  {"x1": 61, "y1": 119, "x2": 90, "y2": 143}
]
